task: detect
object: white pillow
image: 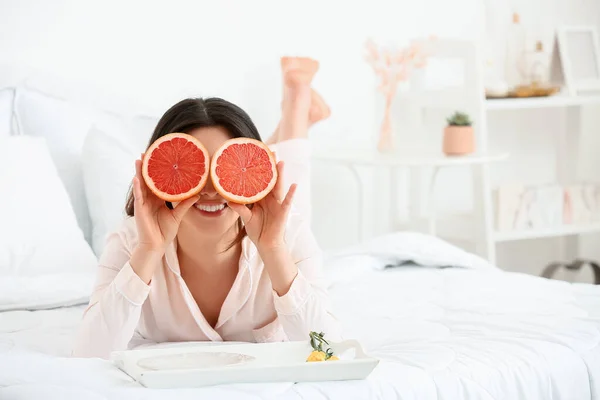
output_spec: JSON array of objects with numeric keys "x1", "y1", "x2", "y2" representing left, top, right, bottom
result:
[
  {"x1": 82, "y1": 115, "x2": 157, "y2": 256},
  {"x1": 0, "y1": 136, "x2": 98, "y2": 310},
  {"x1": 0, "y1": 88, "x2": 14, "y2": 137},
  {"x1": 13, "y1": 87, "x2": 120, "y2": 244},
  {"x1": 0, "y1": 273, "x2": 95, "y2": 312},
  {"x1": 326, "y1": 231, "x2": 499, "y2": 272}
]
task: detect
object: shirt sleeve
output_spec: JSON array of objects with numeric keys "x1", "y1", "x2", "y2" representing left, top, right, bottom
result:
[
  {"x1": 272, "y1": 214, "x2": 343, "y2": 342},
  {"x1": 71, "y1": 227, "x2": 151, "y2": 359}
]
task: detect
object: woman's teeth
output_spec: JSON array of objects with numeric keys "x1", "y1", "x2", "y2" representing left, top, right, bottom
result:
[{"x1": 195, "y1": 203, "x2": 226, "y2": 213}]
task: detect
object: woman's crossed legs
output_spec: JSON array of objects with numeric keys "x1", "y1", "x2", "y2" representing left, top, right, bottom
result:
[{"x1": 266, "y1": 57, "x2": 330, "y2": 224}]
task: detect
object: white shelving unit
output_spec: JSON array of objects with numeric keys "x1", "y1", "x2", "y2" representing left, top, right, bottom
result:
[
  {"x1": 486, "y1": 94, "x2": 600, "y2": 264},
  {"x1": 405, "y1": 46, "x2": 600, "y2": 264}
]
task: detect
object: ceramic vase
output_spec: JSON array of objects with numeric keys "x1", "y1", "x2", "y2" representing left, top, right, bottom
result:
[
  {"x1": 377, "y1": 104, "x2": 394, "y2": 152},
  {"x1": 377, "y1": 92, "x2": 395, "y2": 153}
]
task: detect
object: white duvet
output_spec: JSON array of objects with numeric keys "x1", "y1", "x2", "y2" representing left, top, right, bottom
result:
[{"x1": 1, "y1": 235, "x2": 600, "y2": 399}]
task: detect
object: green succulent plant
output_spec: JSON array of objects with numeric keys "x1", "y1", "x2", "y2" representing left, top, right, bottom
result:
[{"x1": 446, "y1": 111, "x2": 473, "y2": 127}]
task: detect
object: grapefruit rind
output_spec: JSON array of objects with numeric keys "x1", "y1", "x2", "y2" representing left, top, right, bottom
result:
[
  {"x1": 142, "y1": 133, "x2": 210, "y2": 202},
  {"x1": 210, "y1": 138, "x2": 278, "y2": 205}
]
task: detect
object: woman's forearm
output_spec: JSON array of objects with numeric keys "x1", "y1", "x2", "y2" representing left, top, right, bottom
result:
[
  {"x1": 261, "y1": 245, "x2": 342, "y2": 341},
  {"x1": 130, "y1": 245, "x2": 163, "y2": 284}
]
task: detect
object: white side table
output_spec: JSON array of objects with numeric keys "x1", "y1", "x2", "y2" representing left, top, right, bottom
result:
[{"x1": 312, "y1": 149, "x2": 509, "y2": 258}]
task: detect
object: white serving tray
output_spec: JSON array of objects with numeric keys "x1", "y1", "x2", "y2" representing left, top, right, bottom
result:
[{"x1": 111, "y1": 339, "x2": 379, "y2": 389}]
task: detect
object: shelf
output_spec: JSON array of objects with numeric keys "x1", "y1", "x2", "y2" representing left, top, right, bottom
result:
[
  {"x1": 494, "y1": 223, "x2": 600, "y2": 242},
  {"x1": 312, "y1": 151, "x2": 509, "y2": 167},
  {"x1": 485, "y1": 94, "x2": 600, "y2": 110}
]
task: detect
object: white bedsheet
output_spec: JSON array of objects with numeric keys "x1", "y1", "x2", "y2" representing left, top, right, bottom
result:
[{"x1": 1, "y1": 267, "x2": 600, "y2": 400}]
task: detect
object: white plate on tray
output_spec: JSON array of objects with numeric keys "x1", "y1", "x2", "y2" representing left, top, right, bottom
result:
[{"x1": 111, "y1": 339, "x2": 379, "y2": 388}]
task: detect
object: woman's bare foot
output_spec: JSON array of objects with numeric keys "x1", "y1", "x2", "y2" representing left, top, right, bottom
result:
[{"x1": 281, "y1": 57, "x2": 319, "y2": 87}]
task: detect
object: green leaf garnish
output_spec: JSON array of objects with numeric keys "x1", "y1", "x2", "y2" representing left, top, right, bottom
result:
[{"x1": 309, "y1": 331, "x2": 334, "y2": 359}]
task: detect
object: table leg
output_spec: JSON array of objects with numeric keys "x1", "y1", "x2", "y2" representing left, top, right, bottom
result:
[
  {"x1": 389, "y1": 166, "x2": 398, "y2": 230},
  {"x1": 348, "y1": 164, "x2": 366, "y2": 243},
  {"x1": 427, "y1": 166, "x2": 441, "y2": 236}
]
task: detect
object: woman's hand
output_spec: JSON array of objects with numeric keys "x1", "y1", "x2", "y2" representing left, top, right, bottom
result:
[
  {"x1": 228, "y1": 161, "x2": 297, "y2": 254},
  {"x1": 130, "y1": 154, "x2": 199, "y2": 282}
]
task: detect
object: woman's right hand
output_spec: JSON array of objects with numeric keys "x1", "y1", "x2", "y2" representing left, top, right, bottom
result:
[{"x1": 129, "y1": 154, "x2": 199, "y2": 283}]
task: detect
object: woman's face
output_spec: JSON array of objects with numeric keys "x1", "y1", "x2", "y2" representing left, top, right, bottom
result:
[{"x1": 178, "y1": 126, "x2": 240, "y2": 235}]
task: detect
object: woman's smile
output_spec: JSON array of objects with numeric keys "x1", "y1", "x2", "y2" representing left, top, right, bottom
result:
[{"x1": 194, "y1": 201, "x2": 228, "y2": 217}]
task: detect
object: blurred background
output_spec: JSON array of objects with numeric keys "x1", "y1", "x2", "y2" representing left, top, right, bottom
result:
[{"x1": 1, "y1": 0, "x2": 600, "y2": 282}]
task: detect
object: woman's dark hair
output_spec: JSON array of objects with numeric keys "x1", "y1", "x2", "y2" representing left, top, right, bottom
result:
[{"x1": 125, "y1": 97, "x2": 262, "y2": 248}]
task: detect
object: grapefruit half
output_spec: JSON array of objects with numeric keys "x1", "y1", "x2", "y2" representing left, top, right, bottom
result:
[
  {"x1": 211, "y1": 138, "x2": 278, "y2": 204},
  {"x1": 142, "y1": 133, "x2": 210, "y2": 202}
]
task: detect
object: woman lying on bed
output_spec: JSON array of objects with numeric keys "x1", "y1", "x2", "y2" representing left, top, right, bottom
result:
[{"x1": 72, "y1": 57, "x2": 342, "y2": 359}]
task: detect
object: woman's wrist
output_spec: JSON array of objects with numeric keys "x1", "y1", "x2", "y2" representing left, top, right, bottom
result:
[
  {"x1": 130, "y1": 245, "x2": 164, "y2": 284},
  {"x1": 259, "y1": 245, "x2": 298, "y2": 296},
  {"x1": 257, "y1": 242, "x2": 287, "y2": 256}
]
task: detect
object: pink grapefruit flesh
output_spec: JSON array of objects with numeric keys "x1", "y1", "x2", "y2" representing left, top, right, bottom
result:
[
  {"x1": 211, "y1": 138, "x2": 278, "y2": 204},
  {"x1": 142, "y1": 133, "x2": 209, "y2": 202}
]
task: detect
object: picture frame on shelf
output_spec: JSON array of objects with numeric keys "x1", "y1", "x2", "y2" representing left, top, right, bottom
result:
[{"x1": 556, "y1": 26, "x2": 600, "y2": 96}]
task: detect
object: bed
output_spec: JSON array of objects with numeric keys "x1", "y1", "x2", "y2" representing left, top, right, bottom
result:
[
  {"x1": 1, "y1": 257, "x2": 600, "y2": 399},
  {"x1": 1, "y1": 80, "x2": 600, "y2": 400}
]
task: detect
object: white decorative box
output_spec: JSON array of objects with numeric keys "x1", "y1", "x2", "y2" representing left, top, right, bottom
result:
[
  {"x1": 496, "y1": 183, "x2": 600, "y2": 232},
  {"x1": 496, "y1": 184, "x2": 564, "y2": 231},
  {"x1": 564, "y1": 184, "x2": 600, "y2": 224}
]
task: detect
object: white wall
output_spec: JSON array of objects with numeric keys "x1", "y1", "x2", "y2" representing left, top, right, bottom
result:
[
  {"x1": 1, "y1": 0, "x2": 599, "y2": 280},
  {"x1": 0, "y1": 0, "x2": 483, "y2": 123}
]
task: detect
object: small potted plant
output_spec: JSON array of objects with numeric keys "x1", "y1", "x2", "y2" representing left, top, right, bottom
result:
[{"x1": 443, "y1": 111, "x2": 475, "y2": 156}]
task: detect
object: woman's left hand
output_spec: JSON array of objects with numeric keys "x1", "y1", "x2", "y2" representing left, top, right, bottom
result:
[{"x1": 228, "y1": 161, "x2": 297, "y2": 254}]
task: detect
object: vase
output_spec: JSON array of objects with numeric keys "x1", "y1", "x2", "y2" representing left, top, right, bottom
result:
[
  {"x1": 521, "y1": 40, "x2": 551, "y2": 86},
  {"x1": 377, "y1": 97, "x2": 394, "y2": 153},
  {"x1": 505, "y1": 12, "x2": 528, "y2": 89},
  {"x1": 443, "y1": 126, "x2": 475, "y2": 156}
]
